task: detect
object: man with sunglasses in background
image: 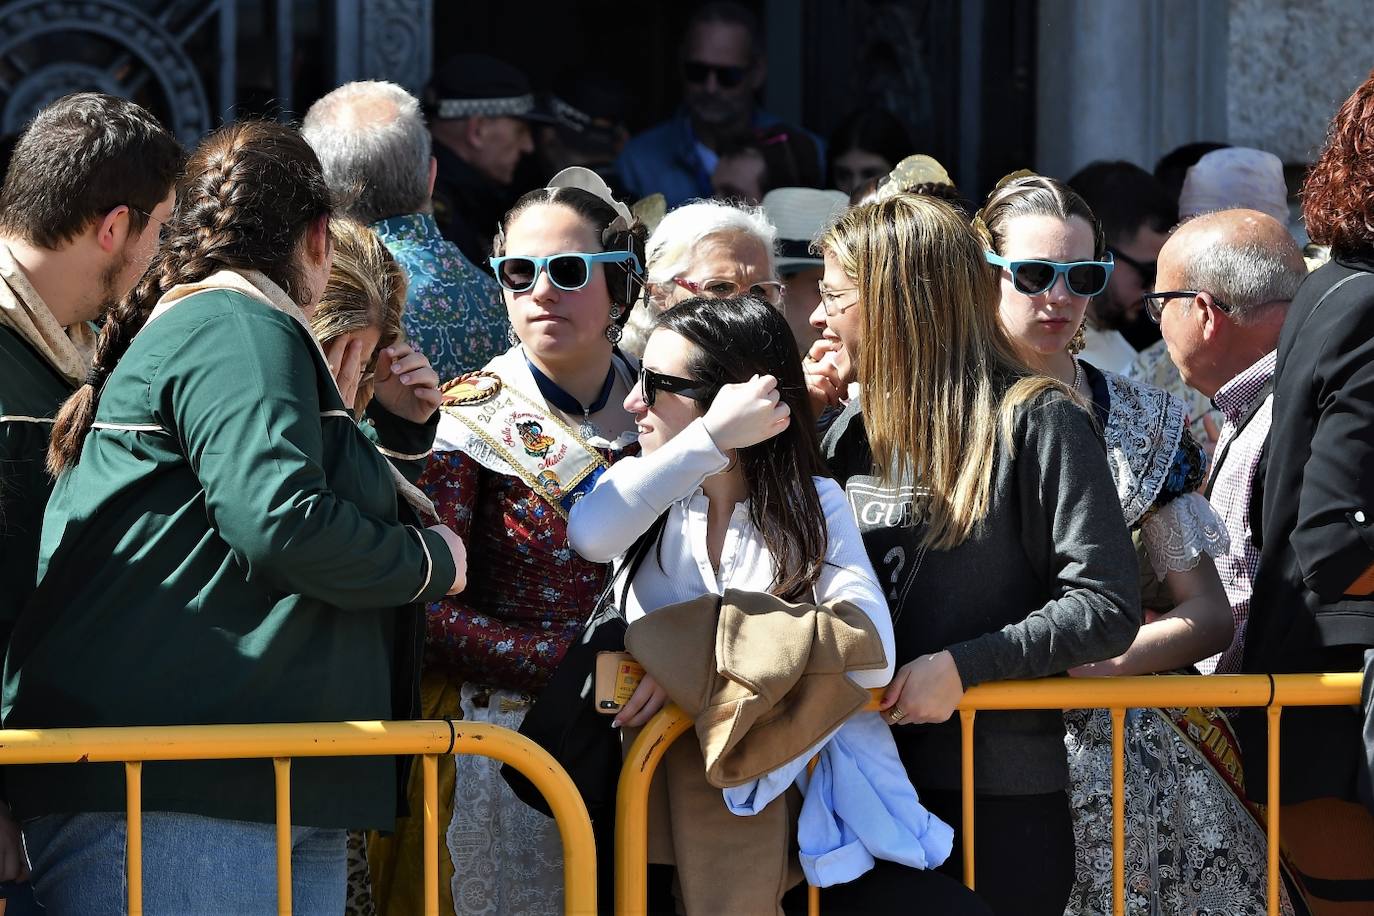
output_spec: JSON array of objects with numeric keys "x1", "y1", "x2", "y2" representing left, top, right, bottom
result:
[
  {"x1": 615, "y1": 1, "x2": 824, "y2": 208},
  {"x1": 1068, "y1": 160, "x2": 1178, "y2": 373}
]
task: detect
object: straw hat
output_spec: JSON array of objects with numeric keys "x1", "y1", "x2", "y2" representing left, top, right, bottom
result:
[{"x1": 761, "y1": 187, "x2": 850, "y2": 274}]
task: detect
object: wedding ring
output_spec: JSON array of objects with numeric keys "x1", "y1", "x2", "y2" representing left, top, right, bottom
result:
[{"x1": 888, "y1": 707, "x2": 907, "y2": 723}]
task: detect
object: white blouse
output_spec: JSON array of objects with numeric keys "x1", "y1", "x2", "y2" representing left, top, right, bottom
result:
[{"x1": 568, "y1": 418, "x2": 896, "y2": 688}]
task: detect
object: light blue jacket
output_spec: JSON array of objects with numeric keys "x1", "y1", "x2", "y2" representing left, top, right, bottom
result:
[{"x1": 723, "y1": 711, "x2": 954, "y2": 887}]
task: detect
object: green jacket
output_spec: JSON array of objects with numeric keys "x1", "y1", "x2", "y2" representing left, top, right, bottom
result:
[
  {"x1": 2, "y1": 287, "x2": 457, "y2": 829},
  {"x1": 0, "y1": 327, "x2": 73, "y2": 636}
]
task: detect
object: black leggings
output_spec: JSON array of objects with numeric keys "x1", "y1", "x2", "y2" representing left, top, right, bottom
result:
[{"x1": 920, "y1": 788, "x2": 1076, "y2": 916}]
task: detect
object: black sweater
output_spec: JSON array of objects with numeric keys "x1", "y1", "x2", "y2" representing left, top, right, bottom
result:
[{"x1": 823, "y1": 387, "x2": 1141, "y2": 795}]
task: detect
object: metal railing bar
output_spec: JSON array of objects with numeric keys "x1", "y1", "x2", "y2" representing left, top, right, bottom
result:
[
  {"x1": 274, "y1": 757, "x2": 292, "y2": 916},
  {"x1": 958, "y1": 709, "x2": 976, "y2": 891},
  {"x1": 1267, "y1": 706, "x2": 1282, "y2": 916},
  {"x1": 1110, "y1": 707, "x2": 1126, "y2": 916},
  {"x1": 423, "y1": 753, "x2": 439, "y2": 916},
  {"x1": 125, "y1": 760, "x2": 143, "y2": 916},
  {"x1": 0, "y1": 721, "x2": 597, "y2": 915}
]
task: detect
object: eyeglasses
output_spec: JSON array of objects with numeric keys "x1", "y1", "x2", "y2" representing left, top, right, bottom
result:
[
  {"x1": 638, "y1": 366, "x2": 711, "y2": 408},
  {"x1": 817, "y1": 283, "x2": 860, "y2": 317},
  {"x1": 1141, "y1": 289, "x2": 1233, "y2": 324},
  {"x1": 671, "y1": 275, "x2": 785, "y2": 307},
  {"x1": 489, "y1": 251, "x2": 643, "y2": 293},
  {"x1": 984, "y1": 251, "x2": 1115, "y2": 298},
  {"x1": 1107, "y1": 246, "x2": 1156, "y2": 288},
  {"x1": 683, "y1": 61, "x2": 748, "y2": 88},
  {"x1": 130, "y1": 205, "x2": 167, "y2": 240}
]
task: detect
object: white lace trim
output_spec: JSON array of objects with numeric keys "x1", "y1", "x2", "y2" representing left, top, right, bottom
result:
[
  {"x1": 1140, "y1": 492, "x2": 1231, "y2": 578},
  {"x1": 1098, "y1": 369, "x2": 1187, "y2": 528}
]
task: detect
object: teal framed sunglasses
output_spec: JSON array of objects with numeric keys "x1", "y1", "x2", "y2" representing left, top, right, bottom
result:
[
  {"x1": 984, "y1": 251, "x2": 1114, "y2": 297},
  {"x1": 489, "y1": 251, "x2": 644, "y2": 293}
]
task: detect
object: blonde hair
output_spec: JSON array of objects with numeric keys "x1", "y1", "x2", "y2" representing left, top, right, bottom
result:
[
  {"x1": 312, "y1": 219, "x2": 407, "y2": 413},
  {"x1": 818, "y1": 193, "x2": 1059, "y2": 549}
]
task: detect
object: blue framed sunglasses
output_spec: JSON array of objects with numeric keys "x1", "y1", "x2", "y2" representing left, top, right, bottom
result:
[
  {"x1": 489, "y1": 251, "x2": 644, "y2": 293},
  {"x1": 984, "y1": 251, "x2": 1114, "y2": 297}
]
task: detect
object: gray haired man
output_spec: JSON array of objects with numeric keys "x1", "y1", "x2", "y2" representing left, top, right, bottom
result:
[
  {"x1": 302, "y1": 80, "x2": 510, "y2": 383},
  {"x1": 1150, "y1": 208, "x2": 1306, "y2": 673}
]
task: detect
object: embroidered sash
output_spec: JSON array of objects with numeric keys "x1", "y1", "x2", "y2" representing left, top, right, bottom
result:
[{"x1": 441, "y1": 380, "x2": 607, "y2": 521}]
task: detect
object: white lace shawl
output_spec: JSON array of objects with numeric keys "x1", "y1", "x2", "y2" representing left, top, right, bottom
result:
[{"x1": 1096, "y1": 369, "x2": 1230, "y2": 577}]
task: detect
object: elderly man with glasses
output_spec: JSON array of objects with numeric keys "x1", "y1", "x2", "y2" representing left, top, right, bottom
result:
[{"x1": 1149, "y1": 208, "x2": 1305, "y2": 675}]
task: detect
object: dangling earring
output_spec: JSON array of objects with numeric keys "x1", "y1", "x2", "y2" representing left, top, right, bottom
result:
[
  {"x1": 1067, "y1": 321, "x2": 1086, "y2": 356},
  {"x1": 605, "y1": 305, "x2": 624, "y2": 344},
  {"x1": 508, "y1": 325, "x2": 520, "y2": 347}
]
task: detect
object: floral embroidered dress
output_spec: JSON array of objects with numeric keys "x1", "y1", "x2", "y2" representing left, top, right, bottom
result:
[
  {"x1": 367, "y1": 344, "x2": 637, "y2": 916},
  {"x1": 372, "y1": 213, "x2": 510, "y2": 385},
  {"x1": 1063, "y1": 362, "x2": 1305, "y2": 916}
]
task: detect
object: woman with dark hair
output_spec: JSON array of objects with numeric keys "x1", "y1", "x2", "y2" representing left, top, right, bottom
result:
[
  {"x1": 827, "y1": 108, "x2": 914, "y2": 198},
  {"x1": 568, "y1": 295, "x2": 984, "y2": 915},
  {"x1": 372, "y1": 167, "x2": 647, "y2": 916},
  {"x1": 4, "y1": 121, "x2": 466, "y2": 912}
]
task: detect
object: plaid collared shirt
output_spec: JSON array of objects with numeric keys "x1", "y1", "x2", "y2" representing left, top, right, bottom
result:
[{"x1": 1198, "y1": 350, "x2": 1277, "y2": 674}]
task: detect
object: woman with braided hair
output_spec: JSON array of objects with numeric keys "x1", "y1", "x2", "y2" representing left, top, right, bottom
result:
[{"x1": 2, "y1": 121, "x2": 466, "y2": 914}]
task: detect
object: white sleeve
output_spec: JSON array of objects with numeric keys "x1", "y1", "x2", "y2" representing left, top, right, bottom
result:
[
  {"x1": 567, "y1": 418, "x2": 728, "y2": 562},
  {"x1": 813, "y1": 478, "x2": 897, "y2": 686}
]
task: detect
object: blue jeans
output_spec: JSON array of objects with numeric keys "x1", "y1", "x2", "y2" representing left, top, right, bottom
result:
[{"x1": 23, "y1": 812, "x2": 345, "y2": 916}]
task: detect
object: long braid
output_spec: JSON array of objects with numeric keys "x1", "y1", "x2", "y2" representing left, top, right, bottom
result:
[{"x1": 47, "y1": 120, "x2": 333, "y2": 475}]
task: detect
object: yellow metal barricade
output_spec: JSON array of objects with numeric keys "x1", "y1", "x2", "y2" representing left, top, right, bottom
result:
[
  {"x1": 0, "y1": 720, "x2": 598, "y2": 916},
  {"x1": 614, "y1": 673, "x2": 1365, "y2": 916}
]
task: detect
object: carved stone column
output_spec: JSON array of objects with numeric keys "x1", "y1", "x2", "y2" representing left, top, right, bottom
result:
[
  {"x1": 332, "y1": 0, "x2": 433, "y2": 95},
  {"x1": 1035, "y1": 0, "x2": 1229, "y2": 178}
]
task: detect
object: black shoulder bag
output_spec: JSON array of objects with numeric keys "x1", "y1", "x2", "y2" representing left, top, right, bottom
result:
[{"x1": 501, "y1": 515, "x2": 666, "y2": 819}]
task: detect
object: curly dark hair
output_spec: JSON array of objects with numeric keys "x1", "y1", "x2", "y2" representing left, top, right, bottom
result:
[{"x1": 1303, "y1": 67, "x2": 1374, "y2": 254}]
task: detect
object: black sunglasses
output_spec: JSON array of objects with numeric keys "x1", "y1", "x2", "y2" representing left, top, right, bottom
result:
[
  {"x1": 683, "y1": 60, "x2": 747, "y2": 88},
  {"x1": 639, "y1": 366, "x2": 711, "y2": 407},
  {"x1": 1107, "y1": 246, "x2": 1157, "y2": 288}
]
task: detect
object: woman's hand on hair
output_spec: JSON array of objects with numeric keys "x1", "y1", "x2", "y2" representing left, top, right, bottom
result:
[
  {"x1": 702, "y1": 374, "x2": 791, "y2": 451},
  {"x1": 880, "y1": 650, "x2": 965, "y2": 725},
  {"x1": 613, "y1": 674, "x2": 667, "y2": 728},
  {"x1": 429, "y1": 524, "x2": 468, "y2": 595},
  {"x1": 802, "y1": 340, "x2": 845, "y2": 415},
  {"x1": 373, "y1": 343, "x2": 442, "y2": 423},
  {"x1": 325, "y1": 336, "x2": 365, "y2": 411}
]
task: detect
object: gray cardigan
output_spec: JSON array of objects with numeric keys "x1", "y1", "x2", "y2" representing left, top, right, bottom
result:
[{"x1": 823, "y1": 386, "x2": 1141, "y2": 795}]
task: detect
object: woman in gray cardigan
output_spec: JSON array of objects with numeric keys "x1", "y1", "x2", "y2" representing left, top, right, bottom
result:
[{"x1": 803, "y1": 193, "x2": 1140, "y2": 916}]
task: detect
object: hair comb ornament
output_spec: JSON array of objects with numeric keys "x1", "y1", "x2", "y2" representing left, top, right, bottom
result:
[
  {"x1": 546, "y1": 166, "x2": 635, "y2": 235},
  {"x1": 875, "y1": 154, "x2": 955, "y2": 201}
]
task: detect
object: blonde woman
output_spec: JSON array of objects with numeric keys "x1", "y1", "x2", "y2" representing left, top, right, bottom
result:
[
  {"x1": 807, "y1": 194, "x2": 1140, "y2": 916},
  {"x1": 309, "y1": 219, "x2": 455, "y2": 916}
]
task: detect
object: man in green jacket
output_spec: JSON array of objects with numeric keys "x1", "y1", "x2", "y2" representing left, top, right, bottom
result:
[
  {"x1": 0, "y1": 92, "x2": 181, "y2": 633},
  {"x1": 0, "y1": 93, "x2": 179, "y2": 890}
]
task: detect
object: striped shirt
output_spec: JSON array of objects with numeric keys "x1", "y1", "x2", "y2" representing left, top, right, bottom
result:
[{"x1": 1199, "y1": 350, "x2": 1276, "y2": 674}]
